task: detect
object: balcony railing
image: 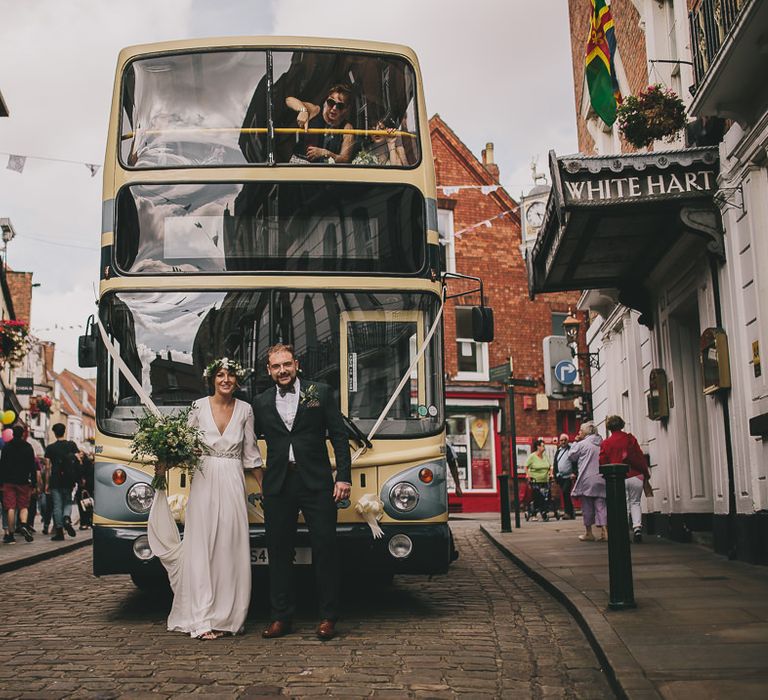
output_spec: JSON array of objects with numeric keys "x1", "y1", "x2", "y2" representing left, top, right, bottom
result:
[{"x1": 689, "y1": 0, "x2": 748, "y2": 92}]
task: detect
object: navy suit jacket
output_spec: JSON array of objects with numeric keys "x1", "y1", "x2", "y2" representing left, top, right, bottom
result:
[{"x1": 252, "y1": 381, "x2": 352, "y2": 496}]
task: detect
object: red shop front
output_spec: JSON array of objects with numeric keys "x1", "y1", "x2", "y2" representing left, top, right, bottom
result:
[{"x1": 445, "y1": 387, "x2": 505, "y2": 513}]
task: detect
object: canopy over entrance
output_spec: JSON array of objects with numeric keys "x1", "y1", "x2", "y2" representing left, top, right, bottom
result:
[{"x1": 528, "y1": 147, "x2": 722, "y2": 325}]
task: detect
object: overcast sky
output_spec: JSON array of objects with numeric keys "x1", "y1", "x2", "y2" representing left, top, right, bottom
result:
[{"x1": 0, "y1": 0, "x2": 577, "y2": 373}]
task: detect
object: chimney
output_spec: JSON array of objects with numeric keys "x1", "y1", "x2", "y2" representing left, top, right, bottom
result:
[{"x1": 481, "y1": 142, "x2": 500, "y2": 182}]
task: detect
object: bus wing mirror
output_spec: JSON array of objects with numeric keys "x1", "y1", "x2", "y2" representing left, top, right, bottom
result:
[
  {"x1": 472, "y1": 306, "x2": 494, "y2": 343},
  {"x1": 78, "y1": 315, "x2": 98, "y2": 368}
]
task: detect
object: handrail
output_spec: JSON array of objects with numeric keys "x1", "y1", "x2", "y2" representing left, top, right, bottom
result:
[{"x1": 121, "y1": 127, "x2": 417, "y2": 141}]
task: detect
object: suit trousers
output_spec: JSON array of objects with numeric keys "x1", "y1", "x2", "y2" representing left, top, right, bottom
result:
[
  {"x1": 557, "y1": 476, "x2": 575, "y2": 518},
  {"x1": 263, "y1": 469, "x2": 340, "y2": 622}
]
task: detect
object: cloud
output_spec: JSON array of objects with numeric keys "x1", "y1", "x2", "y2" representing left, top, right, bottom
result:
[
  {"x1": 0, "y1": 0, "x2": 273, "y2": 371},
  {"x1": 31, "y1": 284, "x2": 98, "y2": 377},
  {"x1": 270, "y1": 0, "x2": 578, "y2": 195}
]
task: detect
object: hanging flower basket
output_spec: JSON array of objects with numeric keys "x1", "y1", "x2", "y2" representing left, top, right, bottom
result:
[
  {"x1": 35, "y1": 395, "x2": 53, "y2": 415},
  {"x1": 616, "y1": 85, "x2": 687, "y2": 149},
  {"x1": 0, "y1": 320, "x2": 30, "y2": 367}
]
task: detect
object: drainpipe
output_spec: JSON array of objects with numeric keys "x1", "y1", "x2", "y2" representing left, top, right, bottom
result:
[{"x1": 709, "y1": 253, "x2": 738, "y2": 560}]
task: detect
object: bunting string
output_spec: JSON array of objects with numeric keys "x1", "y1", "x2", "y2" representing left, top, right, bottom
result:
[
  {"x1": 1, "y1": 151, "x2": 101, "y2": 177},
  {"x1": 438, "y1": 184, "x2": 501, "y2": 196},
  {"x1": 452, "y1": 207, "x2": 519, "y2": 239}
]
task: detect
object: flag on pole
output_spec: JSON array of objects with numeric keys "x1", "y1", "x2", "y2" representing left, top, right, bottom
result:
[
  {"x1": 6, "y1": 154, "x2": 26, "y2": 173},
  {"x1": 585, "y1": 0, "x2": 621, "y2": 126}
]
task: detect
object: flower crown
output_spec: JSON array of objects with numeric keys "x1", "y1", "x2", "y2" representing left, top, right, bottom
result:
[{"x1": 202, "y1": 357, "x2": 250, "y2": 381}]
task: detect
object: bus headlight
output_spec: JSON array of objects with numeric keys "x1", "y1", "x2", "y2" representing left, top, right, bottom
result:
[
  {"x1": 389, "y1": 482, "x2": 419, "y2": 512},
  {"x1": 132, "y1": 535, "x2": 154, "y2": 561},
  {"x1": 388, "y1": 534, "x2": 413, "y2": 559},
  {"x1": 126, "y1": 483, "x2": 155, "y2": 513}
]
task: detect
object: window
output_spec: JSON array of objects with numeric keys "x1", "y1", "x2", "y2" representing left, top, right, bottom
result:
[
  {"x1": 120, "y1": 49, "x2": 421, "y2": 169},
  {"x1": 98, "y1": 289, "x2": 442, "y2": 438},
  {"x1": 455, "y1": 307, "x2": 488, "y2": 380},
  {"x1": 552, "y1": 311, "x2": 568, "y2": 337},
  {"x1": 446, "y1": 412, "x2": 496, "y2": 492},
  {"x1": 437, "y1": 208, "x2": 455, "y2": 274},
  {"x1": 115, "y1": 182, "x2": 425, "y2": 274}
]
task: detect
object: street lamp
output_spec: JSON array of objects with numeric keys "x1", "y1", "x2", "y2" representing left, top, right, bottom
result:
[{"x1": 563, "y1": 309, "x2": 600, "y2": 370}]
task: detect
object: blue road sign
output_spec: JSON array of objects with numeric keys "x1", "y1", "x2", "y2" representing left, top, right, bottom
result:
[{"x1": 554, "y1": 360, "x2": 578, "y2": 386}]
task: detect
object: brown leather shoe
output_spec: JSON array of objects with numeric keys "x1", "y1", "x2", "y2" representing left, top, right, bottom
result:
[
  {"x1": 316, "y1": 619, "x2": 336, "y2": 641},
  {"x1": 262, "y1": 620, "x2": 291, "y2": 639}
]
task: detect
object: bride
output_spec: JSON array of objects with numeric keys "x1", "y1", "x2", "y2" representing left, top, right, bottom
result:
[{"x1": 148, "y1": 358, "x2": 263, "y2": 639}]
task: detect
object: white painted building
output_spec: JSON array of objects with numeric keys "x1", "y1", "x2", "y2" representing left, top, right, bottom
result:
[{"x1": 530, "y1": 0, "x2": 768, "y2": 562}]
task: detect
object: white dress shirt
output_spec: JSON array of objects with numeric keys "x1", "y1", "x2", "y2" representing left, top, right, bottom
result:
[{"x1": 275, "y1": 378, "x2": 300, "y2": 462}]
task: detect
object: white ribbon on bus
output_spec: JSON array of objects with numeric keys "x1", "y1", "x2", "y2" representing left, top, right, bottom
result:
[
  {"x1": 95, "y1": 316, "x2": 162, "y2": 419},
  {"x1": 95, "y1": 288, "x2": 445, "y2": 461}
]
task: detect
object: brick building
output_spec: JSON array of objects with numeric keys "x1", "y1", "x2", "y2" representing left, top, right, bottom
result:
[{"x1": 430, "y1": 115, "x2": 581, "y2": 512}]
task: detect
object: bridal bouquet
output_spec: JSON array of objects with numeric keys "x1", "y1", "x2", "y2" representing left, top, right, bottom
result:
[{"x1": 130, "y1": 407, "x2": 203, "y2": 490}]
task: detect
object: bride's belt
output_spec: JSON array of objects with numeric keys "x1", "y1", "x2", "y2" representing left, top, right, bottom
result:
[{"x1": 202, "y1": 450, "x2": 242, "y2": 460}]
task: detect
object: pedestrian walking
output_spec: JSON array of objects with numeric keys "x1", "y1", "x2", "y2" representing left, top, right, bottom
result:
[
  {"x1": 553, "y1": 433, "x2": 576, "y2": 519},
  {"x1": 75, "y1": 451, "x2": 95, "y2": 530},
  {"x1": 44, "y1": 423, "x2": 79, "y2": 541},
  {"x1": 37, "y1": 453, "x2": 53, "y2": 534},
  {"x1": 569, "y1": 422, "x2": 606, "y2": 541},
  {"x1": 0, "y1": 425, "x2": 37, "y2": 543},
  {"x1": 599, "y1": 415, "x2": 650, "y2": 543}
]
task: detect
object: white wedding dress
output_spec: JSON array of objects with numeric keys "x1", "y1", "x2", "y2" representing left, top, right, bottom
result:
[{"x1": 147, "y1": 397, "x2": 262, "y2": 637}]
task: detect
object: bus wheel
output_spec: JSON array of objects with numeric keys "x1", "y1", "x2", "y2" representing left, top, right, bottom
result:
[{"x1": 130, "y1": 572, "x2": 170, "y2": 592}]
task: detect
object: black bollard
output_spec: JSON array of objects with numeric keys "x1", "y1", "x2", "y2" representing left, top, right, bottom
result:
[
  {"x1": 599, "y1": 463, "x2": 636, "y2": 610},
  {"x1": 498, "y1": 473, "x2": 512, "y2": 533}
]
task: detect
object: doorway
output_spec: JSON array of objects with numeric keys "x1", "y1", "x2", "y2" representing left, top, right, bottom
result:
[{"x1": 667, "y1": 296, "x2": 713, "y2": 508}]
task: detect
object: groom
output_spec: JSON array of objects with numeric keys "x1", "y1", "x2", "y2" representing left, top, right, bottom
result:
[{"x1": 253, "y1": 343, "x2": 352, "y2": 641}]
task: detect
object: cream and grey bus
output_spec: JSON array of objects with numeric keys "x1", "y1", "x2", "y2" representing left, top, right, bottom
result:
[{"x1": 79, "y1": 37, "x2": 493, "y2": 589}]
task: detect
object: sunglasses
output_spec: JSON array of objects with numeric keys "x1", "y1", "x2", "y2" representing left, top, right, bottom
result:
[{"x1": 325, "y1": 97, "x2": 348, "y2": 110}]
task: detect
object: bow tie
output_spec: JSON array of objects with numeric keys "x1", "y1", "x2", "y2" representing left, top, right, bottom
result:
[{"x1": 278, "y1": 385, "x2": 296, "y2": 397}]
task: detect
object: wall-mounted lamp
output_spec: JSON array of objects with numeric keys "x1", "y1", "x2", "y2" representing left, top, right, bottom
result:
[
  {"x1": 0, "y1": 218, "x2": 16, "y2": 258},
  {"x1": 563, "y1": 309, "x2": 600, "y2": 370}
]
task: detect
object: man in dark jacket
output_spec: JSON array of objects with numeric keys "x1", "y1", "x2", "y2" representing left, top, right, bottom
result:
[
  {"x1": 253, "y1": 343, "x2": 351, "y2": 641},
  {"x1": 0, "y1": 425, "x2": 37, "y2": 543}
]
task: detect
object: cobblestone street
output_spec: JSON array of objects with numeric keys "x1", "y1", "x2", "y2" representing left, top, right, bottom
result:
[{"x1": 0, "y1": 520, "x2": 614, "y2": 698}]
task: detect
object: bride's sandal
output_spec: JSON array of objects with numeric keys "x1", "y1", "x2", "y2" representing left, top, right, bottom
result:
[{"x1": 196, "y1": 631, "x2": 220, "y2": 640}]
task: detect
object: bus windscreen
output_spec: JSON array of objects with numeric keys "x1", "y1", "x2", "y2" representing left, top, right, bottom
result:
[
  {"x1": 98, "y1": 289, "x2": 443, "y2": 438},
  {"x1": 121, "y1": 49, "x2": 420, "y2": 168}
]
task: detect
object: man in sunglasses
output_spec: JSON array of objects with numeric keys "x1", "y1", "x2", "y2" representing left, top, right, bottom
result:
[{"x1": 286, "y1": 84, "x2": 357, "y2": 163}]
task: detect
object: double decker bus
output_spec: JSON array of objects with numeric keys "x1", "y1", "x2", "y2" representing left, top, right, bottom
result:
[{"x1": 81, "y1": 37, "x2": 492, "y2": 588}]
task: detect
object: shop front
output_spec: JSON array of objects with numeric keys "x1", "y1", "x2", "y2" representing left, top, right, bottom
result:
[{"x1": 445, "y1": 387, "x2": 503, "y2": 513}]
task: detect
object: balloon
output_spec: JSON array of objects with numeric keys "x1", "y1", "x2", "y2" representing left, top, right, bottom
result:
[
  {"x1": 2, "y1": 410, "x2": 15, "y2": 425},
  {"x1": 1, "y1": 428, "x2": 12, "y2": 442}
]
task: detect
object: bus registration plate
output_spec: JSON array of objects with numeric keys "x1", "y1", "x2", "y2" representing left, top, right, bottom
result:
[{"x1": 251, "y1": 547, "x2": 312, "y2": 565}]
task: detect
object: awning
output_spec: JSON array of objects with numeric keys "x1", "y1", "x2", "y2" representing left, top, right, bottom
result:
[{"x1": 528, "y1": 147, "x2": 722, "y2": 324}]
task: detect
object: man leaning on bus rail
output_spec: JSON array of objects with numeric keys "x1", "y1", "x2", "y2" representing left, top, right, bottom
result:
[
  {"x1": 285, "y1": 83, "x2": 357, "y2": 164},
  {"x1": 253, "y1": 344, "x2": 352, "y2": 641}
]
